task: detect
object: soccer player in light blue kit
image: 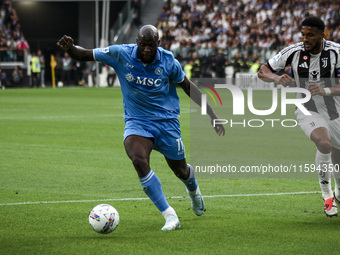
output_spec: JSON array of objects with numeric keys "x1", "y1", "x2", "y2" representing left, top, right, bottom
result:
[{"x1": 57, "y1": 25, "x2": 225, "y2": 230}]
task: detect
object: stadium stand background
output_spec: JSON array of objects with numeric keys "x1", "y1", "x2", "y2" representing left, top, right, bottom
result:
[
  {"x1": 0, "y1": 0, "x2": 29, "y2": 62},
  {"x1": 0, "y1": 0, "x2": 127, "y2": 87},
  {"x1": 156, "y1": 0, "x2": 340, "y2": 80},
  {"x1": 1, "y1": 0, "x2": 339, "y2": 87}
]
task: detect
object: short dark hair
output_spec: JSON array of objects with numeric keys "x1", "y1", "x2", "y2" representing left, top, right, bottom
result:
[{"x1": 301, "y1": 16, "x2": 325, "y2": 32}]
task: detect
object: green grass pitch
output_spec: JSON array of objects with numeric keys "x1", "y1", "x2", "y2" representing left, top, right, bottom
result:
[{"x1": 1, "y1": 87, "x2": 340, "y2": 254}]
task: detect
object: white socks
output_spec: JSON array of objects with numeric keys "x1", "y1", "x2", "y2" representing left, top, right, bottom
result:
[
  {"x1": 161, "y1": 206, "x2": 177, "y2": 219},
  {"x1": 316, "y1": 150, "x2": 333, "y2": 199}
]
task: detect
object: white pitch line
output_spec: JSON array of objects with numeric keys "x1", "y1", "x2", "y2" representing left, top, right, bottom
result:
[
  {"x1": 202, "y1": 191, "x2": 320, "y2": 198},
  {"x1": 0, "y1": 191, "x2": 320, "y2": 206},
  {"x1": 0, "y1": 114, "x2": 124, "y2": 120}
]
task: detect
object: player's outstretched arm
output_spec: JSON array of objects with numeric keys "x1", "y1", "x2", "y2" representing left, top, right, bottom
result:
[
  {"x1": 258, "y1": 63, "x2": 295, "y2": 86},
  {"x1": 179, "y1": 76, "x2": 225, "y2": 136},
  {"x1": 57, "y1": 35, "x2": 94, "y2": 62},
  {"x1": 308, "y1": 83, "x2": 340, "y2": 96},
  {"x1": 308, "y1": 70, "x2": 340, "y2": 96}
]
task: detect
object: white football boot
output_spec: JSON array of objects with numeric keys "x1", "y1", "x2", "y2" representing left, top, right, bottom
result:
[
  {"x1": 187, "y1": 186, "x2": 205, "y2": 216},
  {"x1": 324, "y1": 197, "x2": 338, "y2": 217},
  {"x1": 161, "y1": 215, "x2": 180, "y2": 231}
]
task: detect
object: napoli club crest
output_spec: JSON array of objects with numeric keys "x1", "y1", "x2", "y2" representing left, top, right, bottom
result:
[{"x1": 155, "y1": 67, "x2": 163, "y2": 75}]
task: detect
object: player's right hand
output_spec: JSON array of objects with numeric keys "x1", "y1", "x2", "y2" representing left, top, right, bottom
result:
[
  {"x1": 275, "y1": 74, "x2": 295, "y2": 87},
  {"x1": 57, "y1": 35, "x2": 74, "y2": 51}
]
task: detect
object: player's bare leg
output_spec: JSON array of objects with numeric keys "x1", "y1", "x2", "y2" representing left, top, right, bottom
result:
[
  {"x1": 166, "y1": 157, "x2": 205, "y2": 216},
  {"x1": 124, "y1": 135, "x2": 153, "y2": 177},
  {"x1": 124, "y1": 135, "x2": 180, "y2": 230},
  {"x1": 311, "y1": 127, "x2": 338, "y2": 217}
]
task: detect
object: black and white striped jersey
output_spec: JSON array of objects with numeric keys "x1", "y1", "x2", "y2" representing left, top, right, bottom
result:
[{"x1": 268, "y1": 40, "x2": 340, "y2": 120}]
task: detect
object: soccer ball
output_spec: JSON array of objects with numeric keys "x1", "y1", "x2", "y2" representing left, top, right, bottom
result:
[{"x1": 89, "y1": 204, "x2": 119, "y2": 234}]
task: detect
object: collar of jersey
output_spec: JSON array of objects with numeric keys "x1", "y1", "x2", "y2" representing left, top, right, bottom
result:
[
  {"x1": 303, "y1": 39, "x2": 327, "y2": 55},
  {"x1": 131, "y1": 45, "x2": 161, "y2": 64}
]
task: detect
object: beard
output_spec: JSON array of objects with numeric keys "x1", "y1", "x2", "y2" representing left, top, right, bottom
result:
[{"x1": 304, "y1": 40, "x2": 322, "y2": 54}]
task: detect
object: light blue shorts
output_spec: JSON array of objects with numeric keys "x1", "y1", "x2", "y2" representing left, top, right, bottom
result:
[{"x1": 123, "y1": 118, "x2": 185, "y2": 160}]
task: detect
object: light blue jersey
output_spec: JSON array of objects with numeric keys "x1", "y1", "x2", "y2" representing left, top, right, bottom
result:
[{"x1": 93, "y1": 44, "x2": 185, "y2": 120}]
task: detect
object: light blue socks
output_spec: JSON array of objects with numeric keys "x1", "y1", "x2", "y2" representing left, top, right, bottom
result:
[
  {"x1": 139, "y1": 169, "x2": 169, "y2": 213},
  {"x1": 180, "y1": 164, "x2": 198, "y2": 192}
]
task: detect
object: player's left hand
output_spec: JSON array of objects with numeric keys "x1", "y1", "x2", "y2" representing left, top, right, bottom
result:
[
  {"x1": 212, "y1": 121, "x2": 225, "y2": 136},
  {"x1": 215, "y1": 124, "x2": 225, "y2": 136},
  {"x1": 307, "y1": 83, "x2": 325, "y2": 96}
]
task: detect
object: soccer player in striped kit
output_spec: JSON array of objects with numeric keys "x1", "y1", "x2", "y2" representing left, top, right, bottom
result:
[{"x1": 258, "y1": 17, "x2": 340, "y2": 217}]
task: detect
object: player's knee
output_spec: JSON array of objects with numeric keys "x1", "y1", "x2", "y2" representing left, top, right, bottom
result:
[
  {"x1": 131, "y1": 155, "x2": 149, "y2": 173},
  {"x1": 316, "y1": 140, "x2": 332, "y2": 154}
]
